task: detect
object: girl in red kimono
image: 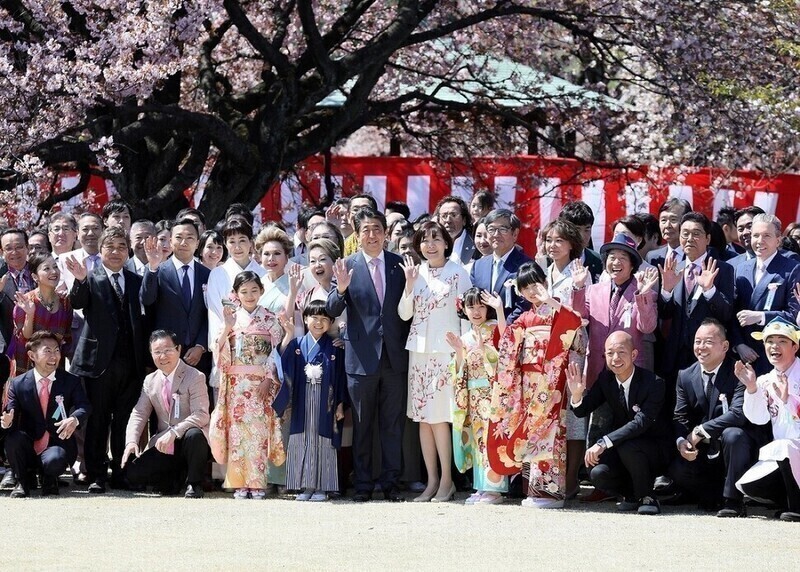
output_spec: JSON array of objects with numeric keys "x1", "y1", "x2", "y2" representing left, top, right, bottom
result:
[{"x1": 488, "y1": 262, "x2": 582, "y2": 508}]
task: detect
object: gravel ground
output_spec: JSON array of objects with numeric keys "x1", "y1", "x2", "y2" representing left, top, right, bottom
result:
[{"x1": 1, "y1": 487, "x2": 798, "y2": 571}]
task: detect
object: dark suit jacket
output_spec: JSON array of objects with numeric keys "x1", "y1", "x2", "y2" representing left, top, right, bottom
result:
[
  {"x1": 469, "y1": 246, "x2": 532, "y2": 323},
  {"x1": 646, "y1": 245, "x2": 685, "y2": 268},
  {"x1": 140, "y1": 259, "x2": 210, "y2": 350},
  {"x1": 326, "y1": 250, "x2": 410, "y2": 376},
  {"x1": 0, "y1": 263, "x2": 27, "y2": 353},
  {"x1": 572, "y1": 367, "x2": 672, "y2": 445},
  {"x1": 673, "y1": 358, "x2": 745, "y2": 441},
  {"x1": 583, "y1": 248, "x2": 604, "y2": 282},
  {"x1": 731, "y1": 251, "x2": 800, "y2": 373},
  {"x1": 5, "y1": 368, "x2": 91, "y2": 462},
  {"x1": 457, "y1": 233, "x2": 478, "y2": 265},
  {"x1": 69, "y1": 265, "x2": 147, "y2": 379},
  {"x1": 660, "y1": 254, "x2": 735, "y2": 375}
]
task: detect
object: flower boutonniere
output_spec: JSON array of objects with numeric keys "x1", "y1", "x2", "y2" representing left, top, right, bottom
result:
[
  {"x1": 305, "y1": 363, "x2": 323, "y2": 384},
  {"x1": 632, "y1": 404, "x2": 641, "y2": 413}
]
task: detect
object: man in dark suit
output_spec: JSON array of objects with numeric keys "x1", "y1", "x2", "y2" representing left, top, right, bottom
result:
[
  {"x1": 1, "y1": 331, "x2": 91, "y2": 497},
  {"x1": 646, "y1": 198, "x2": 693, "y2": 268},
  {"x1": 559, "y1": 200, "x2": 603, "y2": 281},
  {"x1": 66, "y1": 226, "x2": 148, "y2": 493},
  {"x1": 327, "y1": 208, "x2": 410, "y2": 502},
  {"x1": 659, "y1": 212, "x2": 735, "y2": 379},
  {"x1": 0, "y1": 228, "x2": 33, "y2": 355},
  {"x1": 730, "y1": 213, "x2": 800, "y2": 375},
  {"x1": 668, "y1": 319, "x2": 759, "y2": 517},
  {"x1": 568, "y1": 331, "x2": 673, "y2": 515},
  {"x1": 435, "y1": 196, "x2": 477, "y2": 265},
  {"x1": 140, "y1": 218, "x2": 211, "y2": 377},
  {"x1": 470, "y1": 208, "x2": 531, "y2": 322}
]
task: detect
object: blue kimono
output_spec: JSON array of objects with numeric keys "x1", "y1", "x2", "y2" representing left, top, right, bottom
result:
[{"x1": 274, "y1": 332, "x2": 347, "y2": 448}]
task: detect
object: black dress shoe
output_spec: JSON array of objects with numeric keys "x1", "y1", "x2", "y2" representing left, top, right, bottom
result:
[
  {"x1": 780, "y1": 511, "x2": 800, "y2": 522},
  {"x1": 383, "y1": 487, "x2": 405, "y2": 502},
  {"x1": 0, "y1": 471, "x2": 17, "y2": 490},
  {"x1": 184, "y1": 484, "x2": 204, "y2": 499},
  {"x1": 10, "y1": 482, "x2": 29, "y2": 498},
  {"x1": 87, "y1": 480, "x2": 106, "y2": 494},
  {"x1": 717, "y1": 499, "x2": 746, "y2": 518},
  {"x1": 41, "y1": 476, "x2": 60, "y2": 497},
  {"x1": 352, "y1": 491, "x2": 372, "y2": 503}
]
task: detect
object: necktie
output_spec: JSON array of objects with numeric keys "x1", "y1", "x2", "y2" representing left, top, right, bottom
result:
[
  {"x1": 370, "y1": 258, "x2": 384, "y2": 306},
  {"x1": 492, "y1": 258, "x2": 502, "y2": 290},
  {"x1": 684, "y1": 263, "x2": 698, "y2": 295},
  {"x1": 87, "y1": 254, "x2": 100, "y2": 272},
  {"x1": 755, "y1": 262, "x2": 765, "y2": 285},
  {"x1": 618, "y1": 383, "x2": 627, "y2": 409},
  {"x1": 704, "y1": 372, "x2": 715, "y2": 404},
  {"x1": 610, "y1": 286, "x2": 623, "y2": 320},
  {"x1": 111, "y1": 273, "x2": 124, "y2": 301},
  {"x1": 181, "y1": 265, "x2": 192, "y2": 307},
  {"x1": 161, "y1": 374, "x2": 175, "y2": 455},
  {"x1": 34, "y1": 378, "x2": 51, "y2": 454}
]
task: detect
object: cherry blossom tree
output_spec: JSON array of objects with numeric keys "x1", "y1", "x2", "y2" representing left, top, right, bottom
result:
[{"x1": 0, "y1": 1, "x2": 797, "y2": 225}]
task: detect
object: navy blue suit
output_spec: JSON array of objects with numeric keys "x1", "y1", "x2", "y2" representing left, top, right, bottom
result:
[
  {"x1": 731, "y1": 252, "x2": 800, "y2": 374},
  {"x1": 470, "y1": 246, "x2": 532, "y2": 323},
  {"x1": 660, "y1": 255, "x2": 735, "y2": 379},
  {"x1": 326, "y1": 250, "x2": 410, "y2": 493},
  {"x1": 140, "y1": 259, "x2": 211, "y2": 375},
  {"x1": 4, "y1": 369, "x2": 91, "y2": 482},
  {"x1": 646, "y1": 245, "x2": 684, "y2": 268}
]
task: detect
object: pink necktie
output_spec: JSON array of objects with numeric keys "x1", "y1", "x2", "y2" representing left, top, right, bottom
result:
[
  {"x1": 161, "y1": 375, "x2": 175, "y2": 455},
  {"x1": 34, "y1": 378, "x2": 50, "y2": 454},
  {"x1": 684, "y1": 263, "x2": 698, "y2": 294},
  {"x1": 370, "y1": 258, "x2": 384, "y2": 306}
]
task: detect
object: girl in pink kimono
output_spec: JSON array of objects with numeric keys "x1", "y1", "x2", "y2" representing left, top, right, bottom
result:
[{"x1": 209, "y1": 271, "x2": 285, "y2": 499}]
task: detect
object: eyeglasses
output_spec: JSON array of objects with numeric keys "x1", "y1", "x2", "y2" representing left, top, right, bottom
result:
[
  {"x1": 679, "y1": 230, "x2": 706, "y2": 240},
  {"x1": 151, "y1": 347, "x2": 179, "y2": 357},
  {"x1": 438, "y1": 212, "x2": 461, "y2": 219},
  {"x1": 486, "y1": 226, "x2": 512, "y2": 236}
]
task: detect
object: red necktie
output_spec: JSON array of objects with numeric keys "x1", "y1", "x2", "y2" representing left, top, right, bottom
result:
[{"x1": 34, "y1": 378, "x2": 50, "y2": 454}]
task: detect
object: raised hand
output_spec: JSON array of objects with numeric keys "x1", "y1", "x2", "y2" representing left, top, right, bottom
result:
[
  {"x1": 696, "y1": 257, "x2": 719, "y2": 291},
  {"x1": 14, "y1": 292, "x2": 35, "y2": 315},
  {"x1": 64, "y1": 255, "x2": 88, "y2": 282},
  {"x1": 400, "y1": 254, "x2": 419, "y2": 292},
  {"x1": 332, "y1": 259, "x2": 352, "y2": 293},
  {"x1": 636, "y1": 266, "x2": 659, "y2": 294},
  {"x1": 480, "y1": 291, "x2": 503, "y2": 313},
  {"x1": 287, "y1": 262, "x2": 303, "y2": 294},
  {"x1": 528, "y1": 282, "x2": 553, "y2": 307},
  {"x1": 734, "y1": 360, "x2": 757, "y2": 391},
  {"x1": 659, "y1": 254, "x2": 680, "y2": 293},
  {"x1": 0, "y1": 408, "x2": 13, "y2": 429},
  {"x1": 535, "y1": 228, "x2": 546, "y2": 258},
  {"x1": 143, "y1": 235, "x2": 164, "y2": 270},
  {"x1": 222, "y1": 304, "x2": 236, "y2": 330},
  {"x1": 565, "y1": 362, "x2": 586, "y2": 403},
  {"x1": 444, "y1": 331, "x2": 464, "y2": 352},
  {"x1": 773, "y1": 372, "x2": 789, "y2": 403},
  {"x1": 278, "y1": 311, "x2": 295, "y2": 337},
  {"x1": 571, "y1": 259, "x2": 589, "y2": 289}
]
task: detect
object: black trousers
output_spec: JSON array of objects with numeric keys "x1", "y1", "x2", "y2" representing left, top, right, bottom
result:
[
  {"x1": 84, "y1": 353, "x2": 142, "y2": 482},
  {"x1": 590, "y1": 437, "x2": 672, "y2": 500},
  {"x1": 669, "y1": 426, "x2": 758, "y2": 501},
  {"x1": 347, "y1": 349, "x2": 406, "y2": 493},
  {"x1": 126, "y1": 428, "x2": 209, "y2": 489},
  {"x1": 740, "y1": 459, "x2": 800, "y2": 512},
  {"x1": 5, "y1": 431, "x2": 72, "y2": 483}
]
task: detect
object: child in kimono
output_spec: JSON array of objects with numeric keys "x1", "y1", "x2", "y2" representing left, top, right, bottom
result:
[
  {"x1": 446, "y1": 287, "x2": 509, "y2": 505},
  {"x1": 275, "y1": 300, "x2": 346, "y2": 502}
]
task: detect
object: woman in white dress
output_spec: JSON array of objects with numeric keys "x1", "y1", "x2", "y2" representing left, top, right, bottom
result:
[{"x1": 399, "y1": 221, "x2": 471, "y2": 502}]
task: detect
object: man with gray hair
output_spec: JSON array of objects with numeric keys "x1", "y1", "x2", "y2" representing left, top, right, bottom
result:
[
  {"x1": 125, "y1": 219, "x2": 156, "y2": 277},
  {"x1": 731, "y1": 213, "x2": 800, "y2": 375},
  {"x1": 469, "y1": 208, "x2": 531, "y2": 322}
]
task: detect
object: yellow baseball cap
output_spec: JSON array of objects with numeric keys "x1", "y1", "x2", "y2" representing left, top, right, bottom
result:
[{"x1": 752, "y1": 317, "x2": 800, "y2": 344}]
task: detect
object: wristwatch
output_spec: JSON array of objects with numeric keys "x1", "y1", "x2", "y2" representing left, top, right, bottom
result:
[{"x1": 595, "y1": 438, "x2": 607, "y2": 449}]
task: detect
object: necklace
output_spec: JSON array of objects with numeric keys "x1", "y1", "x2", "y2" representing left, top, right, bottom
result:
[{"x1": 39, "y1": 292, "x2": 57, "y2": 312}]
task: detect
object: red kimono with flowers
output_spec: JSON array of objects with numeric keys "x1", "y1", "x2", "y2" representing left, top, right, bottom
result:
[{"x1": 487, "y1": 304, "x2": 581, "y2": 497}]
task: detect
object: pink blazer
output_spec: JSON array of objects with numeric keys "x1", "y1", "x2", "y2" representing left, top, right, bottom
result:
[{"x1": 572, "y1": 280, "x2": 658, "y2": 388}]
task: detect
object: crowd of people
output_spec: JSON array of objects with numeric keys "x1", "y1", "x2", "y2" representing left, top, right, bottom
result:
[{"x1": 1, "y1": 191, "x2": 799, "y2": 522}]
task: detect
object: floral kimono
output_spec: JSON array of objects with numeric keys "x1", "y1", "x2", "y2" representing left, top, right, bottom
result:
[
  {"x1": 451, "y1": 321, "x2": 508, "y2": 493},
  {"x1": 487, "y1": 304, "x2": 582, "y2": 498},
  {"x1": 209, "y1": 306, "x2": 285, "y2": 490}
]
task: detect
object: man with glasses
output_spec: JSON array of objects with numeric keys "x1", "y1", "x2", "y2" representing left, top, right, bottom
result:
[
  {"x1": 121, "y1": 330, "x2": 210, "y2": 498},
  {"x1": 66, "y1": 226, "x2": 148, "y2": 493},
  {"x1": 469, "y1": 208, "x2": 532, "y2": 321},
  {"x1": 434, "y1": 196, "x2": 477, "y2": 266},
  {"x1": 141, "y1": 218, "x2": 211, "y2": 378},
  {"x1": 0, "y1": 229, "x2": 32, "y2": 356}
]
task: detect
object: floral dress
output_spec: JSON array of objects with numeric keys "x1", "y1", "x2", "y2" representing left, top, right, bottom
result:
[
  {"x1": 487, "y1": 304, "x2": 582, "y2": 498},
  {"x1": 452, "y1": 321, "x2": 508, "y2": 493},
  {"x1": 209, "y1": 306, "x2": 285, "y2": 489}
]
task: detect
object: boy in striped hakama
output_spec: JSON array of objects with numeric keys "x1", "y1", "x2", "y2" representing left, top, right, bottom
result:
[{"x1": 275, "y1": 300, "x2": 347, "y2": 501}]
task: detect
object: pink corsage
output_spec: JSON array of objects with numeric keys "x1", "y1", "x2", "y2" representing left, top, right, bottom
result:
[{"x1": 632, "y1": 404, "x2": 641, "y2": 413}]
